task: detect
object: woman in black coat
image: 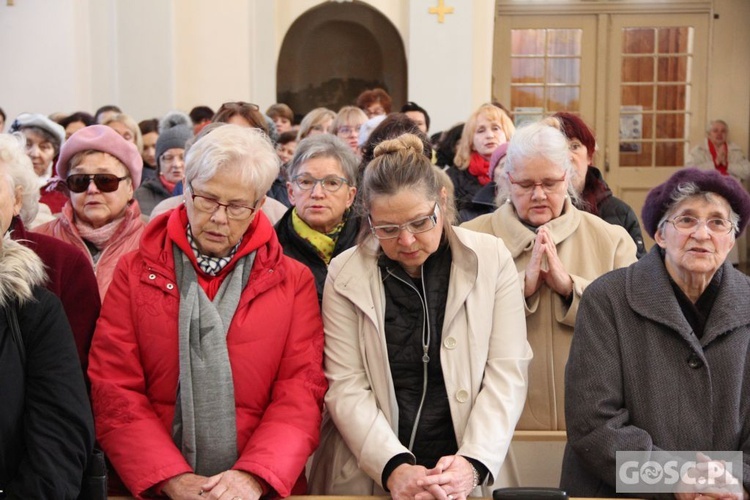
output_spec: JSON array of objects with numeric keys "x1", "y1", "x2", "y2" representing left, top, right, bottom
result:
[
  {"x1": 0, "y1": 165, "x2": 94, "y2": 498},
  {"x1": 275, "y1": 134, "x2": 360, "y2": 304}
]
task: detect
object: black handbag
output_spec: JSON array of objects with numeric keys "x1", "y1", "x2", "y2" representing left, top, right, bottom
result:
[{"x1": 5, "y1": 304, "x2": 107, "y2": 500}]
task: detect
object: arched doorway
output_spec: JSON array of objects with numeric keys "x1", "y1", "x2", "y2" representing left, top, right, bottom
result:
[{"x1": 277, "y1": 2, "x2": 407, "y2": 120}]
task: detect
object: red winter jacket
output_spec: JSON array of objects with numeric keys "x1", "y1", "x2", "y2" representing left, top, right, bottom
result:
[{"x1": 88, "y1": 206, "x2": 327, "y2": 498}]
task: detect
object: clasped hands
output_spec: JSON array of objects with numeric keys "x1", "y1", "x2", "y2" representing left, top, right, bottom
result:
[
  {"x1": 163, "y1": 469, "x2": 263, "y2": 500},
  {"x1": 388, "y1": 455, "x2": 476, "y2": 500},
  {"x1": 715, "y1": 148, "x2": 728, "y2": 166},
  {"x1": 674, "y1": 452, "x2": 748, "y2": 500},
  {"x1": 524, "y1": 226, "x2": 573, "y2": 299}
]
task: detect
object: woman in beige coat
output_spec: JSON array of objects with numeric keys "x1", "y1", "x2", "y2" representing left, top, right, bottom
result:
[
  {"x1": 461, "y1": 121, "x2": 637, "y2": 487},
  {"x1": 309, "y1": 134, "x2": 531, "y2": 500}
]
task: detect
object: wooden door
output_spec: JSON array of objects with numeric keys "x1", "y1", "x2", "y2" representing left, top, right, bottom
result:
[
  {"x1": 605, "y1": 13, "x2": 710, "y2": 247},
  {"x1": 493, "y1": 14, "x2": 598, "y2": 126}
]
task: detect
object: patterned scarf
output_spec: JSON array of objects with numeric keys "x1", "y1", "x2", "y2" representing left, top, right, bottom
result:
[
  {"x1": 187, "y1": 224, "x2": 240, "y2": 276},
  {"x1": 291, "y1": 208, "x2": 345, "y2": 264},
  {"x1": 467, "y1": 151, "x2": 491, "y2": 186}
]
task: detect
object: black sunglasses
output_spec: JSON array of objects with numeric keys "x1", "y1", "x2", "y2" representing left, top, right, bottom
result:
[{"x1": 66, "y1": 174, "x2": 129, "y2": 193}]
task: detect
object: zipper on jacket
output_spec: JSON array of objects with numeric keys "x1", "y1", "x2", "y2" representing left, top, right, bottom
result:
[{"x1": 385, "y1": 266, "x2": 431, "y2": 452}]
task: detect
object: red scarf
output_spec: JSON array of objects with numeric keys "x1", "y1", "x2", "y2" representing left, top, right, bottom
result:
[
  {"x1": 467, "y1": 152, "x2": 491, "y2": 186},
  {"x1": 708, "y1": 141, "x2": 728, "y2": 175},
  {"x1": 160, "y1": 174, "x2": 177, "y2": 193}
]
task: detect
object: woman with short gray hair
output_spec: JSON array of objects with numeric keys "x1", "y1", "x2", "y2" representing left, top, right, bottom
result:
[
  {"x1": 88, "y1": 124, "x2": 327, "y2": 499},
  {"x1": 276, "y1": 134, "x2": 360, "y2": 304}
]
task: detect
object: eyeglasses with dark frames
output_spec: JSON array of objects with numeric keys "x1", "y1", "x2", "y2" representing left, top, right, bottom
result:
[
  {"x1": 217, "y1": 102, "x2": 260, "y2": 112},
  {"x1": 369, "y1": 204, "x2": 439, "y2": 240},
  {"x1": 188, "y1": 183, "x2": 259, "y2": 220},
  {"x1": 66, "y1": 173, "x2": 129, "y2": 193}
]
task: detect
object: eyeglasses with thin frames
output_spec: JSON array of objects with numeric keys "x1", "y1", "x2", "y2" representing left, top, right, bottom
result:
[
  {"x1": 189, "y1": 183, "x2": 259, "y2": 220},
  {"x1": 507, "y1": 173, "x2": 567, "y2": 194},
  {"x1": 292, "y1": 175, "x2": 350, "y2": 193},
  {"x1": 369, "y1": 204, "x2": 440, "y2": 240},
  {"x1": 666, "y1": 215, "x2": 735, "y2": 235}
]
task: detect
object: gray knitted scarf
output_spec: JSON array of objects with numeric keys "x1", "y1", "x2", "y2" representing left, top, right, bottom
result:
[{"x1": 171, "y1": 245, "x2": 255, "y2": 476}]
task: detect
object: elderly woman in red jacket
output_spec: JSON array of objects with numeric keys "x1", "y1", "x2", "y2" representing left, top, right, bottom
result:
[{"x1": 88, "y1": 124, "x2": 327, "y2": 499}]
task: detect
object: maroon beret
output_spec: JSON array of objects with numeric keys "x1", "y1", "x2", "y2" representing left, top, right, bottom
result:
[
  {"x1": 641, "y1": 167, "x2": 750, "y2": 238},
  {"x1": 488, "y1": 142, "x2": 509, "y2": 183}
]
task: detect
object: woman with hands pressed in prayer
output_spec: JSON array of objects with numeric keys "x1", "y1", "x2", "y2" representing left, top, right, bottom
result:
[{"x1": 461, "y1": 121, "x2": 636, "y2": 487}]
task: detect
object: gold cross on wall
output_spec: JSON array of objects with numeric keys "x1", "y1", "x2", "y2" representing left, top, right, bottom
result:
[{"x1": 428, "y1": 0, "x2": 454, "y2": 24}]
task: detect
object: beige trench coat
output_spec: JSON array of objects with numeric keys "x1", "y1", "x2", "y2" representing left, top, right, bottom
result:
[
  {"x1": 308, "y1": 226, "x2": 531, "y2": 495},
  {"x1": 462, "y1": 200, "x2": 637, "y2": 431}
]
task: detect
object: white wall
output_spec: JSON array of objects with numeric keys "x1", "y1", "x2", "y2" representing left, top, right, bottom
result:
[
  {"x1": 107, "y1": 0, "x2": 174, "y2": 121},
  {"x1": 0, "y1": 0, "x2": 87, "y2": 123},
  {"x1": 407, "y1": 0, "x2": 495, "y2": 133},
  {"x1": 709, "y1": 0, "x2": 750, "y2": 152}
]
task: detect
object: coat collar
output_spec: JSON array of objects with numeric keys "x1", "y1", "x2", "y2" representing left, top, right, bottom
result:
[
  {"x1": 443, "y1": 227, "x2": 479, "y2": 324},
  {"x1": 331, "y1": 226, "x2": 479, "y2": 329},
  {"x1": 627, "y1": 246, "x2": 750, "y2": 346},
  {"x1": 490, "y1": 198, "x2": 581, "y2": 258},
  {"x1": 139, "y1": 205, "x2": 286, "y2": 303}
]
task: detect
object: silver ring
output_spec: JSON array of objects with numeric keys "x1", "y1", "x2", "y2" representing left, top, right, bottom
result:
[{"x1": 448, "y1": 496, "x2": 454, "y2": 500}]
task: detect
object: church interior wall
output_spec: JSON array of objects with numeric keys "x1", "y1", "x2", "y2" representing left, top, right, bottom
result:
[{"x1": 0, "y1": 0, "x2": 747, "y2": 151}]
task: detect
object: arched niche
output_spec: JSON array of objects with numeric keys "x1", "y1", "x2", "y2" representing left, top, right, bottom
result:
[{"x1": 277, "y1": 1, "x2": 406, "y2": 120}]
